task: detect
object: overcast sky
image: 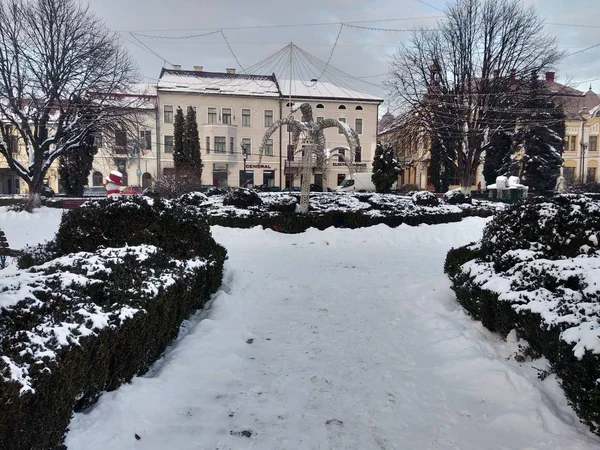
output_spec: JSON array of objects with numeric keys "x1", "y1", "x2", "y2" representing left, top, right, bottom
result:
[{"x1": 86, "y1": 0, "x2": 600, "y2": 107}]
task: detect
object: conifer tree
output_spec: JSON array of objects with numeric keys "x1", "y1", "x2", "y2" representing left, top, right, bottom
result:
[
  {"x1": 173, "y1": 107, "x2": 185, "y2": 174},
  {"x1": 184, "y1": 106, "x2": 202, "y2": 179},
  {"x1": 372, "y1": 142, "x2": 401, "y2": 192},
  {"x1": 57, "y1": 134, "x2": 97, "y2": 196}
]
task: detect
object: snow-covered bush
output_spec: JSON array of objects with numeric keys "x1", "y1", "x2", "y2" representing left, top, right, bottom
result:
[
  {"x1": 443, "y1": 189, "x2": 472, "y2": 205},
  {"x1": 176, "y1": 191, "x2": 209, "y2": 207},
  {"x1": 223, "y1": 188, "x2": 263, "y2": 208},
  {"x1": 411, "y1": 191, "x2": 439, "y2": 206},
  {"x1": 260, "y1": 193, "x2": 297, "y2": 213},
  {"x1": 445, "y1": 194, "x2": 600, "y2": 436},
  {"x1": 3, "y1": 196, "x2": 226, "y2": 450}
]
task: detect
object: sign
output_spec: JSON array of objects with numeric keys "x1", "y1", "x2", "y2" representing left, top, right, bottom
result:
[
  {"x1": 136, "y1": 168, "x2": 142, "y2": 176},
  {"x1": 246, "y1": 164, "x2": 272, "y2": 169},
  {"x1": 332, "y1": 162, "x2": 368, "y2": 167}
]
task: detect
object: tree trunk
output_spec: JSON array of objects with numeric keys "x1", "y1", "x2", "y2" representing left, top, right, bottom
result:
[{"x1": 299, "y1": 145, "x2": 312, "y2": 214}]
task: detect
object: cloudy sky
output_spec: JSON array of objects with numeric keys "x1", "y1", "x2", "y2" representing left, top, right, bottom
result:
[{"x1": 87, "y1": 0, "x2": 600, "y2": 106}]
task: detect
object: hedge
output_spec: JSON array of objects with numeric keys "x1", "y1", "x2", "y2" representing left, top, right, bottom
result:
[
  {"x1": 444, "y1": 194, "x2": 600, "y2": 436},
  {"x1": 0, "y1": 197, "x2": 226, "y2": 450}
]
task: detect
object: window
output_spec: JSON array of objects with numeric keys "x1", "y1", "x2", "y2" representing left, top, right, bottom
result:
[
  {"x1": 215, "y1": 136, "x2": 226, "y2": 153},
  {"x1": 115, "y1": 130, "x2": 127, "y2": 154},
  {"x1": 355, "y1": 147, "x2": 361, "y2": 162},
  {"x1": 206, "y1": 136, "x2": 210, "y2": 153},
  {"x1": 230, "y1": 137, "x2": 234, "y2": 154},
  {"x1": 190, "y1": 106, "x2": 197, "y2": 116},
  {"x1": 222, "y1": 108, "x2": 232, "y2": 124},
  {"x1": 242, "y1": 138, "x2": 251, "y2": 156},
  {"x1": 590, "y1": 136, "x2": 598, "y2": 152},
  {"x1": 242, "y1": 109, "x2": 251, "y2": 126},
  {"x1": 567, "y1": 135, "x2": 577, "y2": 152},
  {"x1": 264, "y1": 110, "x2": 273, "y2": 127},
  {"x1": 164, "y1": 105, "x2": 173, "y2": 123},
  {"x1": 115, "y1": 159, "x2": 128, "y2": 186},
  {"x1": 287, "y1": 144, "x2": 295, "y2": 161},
  {"x1": 338, "y1": 148, "x2": 345, "y2": 162},
  {"x1": 140, "y1": 130, "x2": 151, "y2": 150},
  {"x1": 164, "y1": 135, "x2": 173, "y2": 153},
  {"x1": 337, "y1": 173, "x2": 346, "y2": 186},
  {"x1": 564, "y1": 167, "x2": 575, "y2": 184},
  {"x1": 8, "y1": 135, "x2": 18, "y2": 153},
  {"x1": 92, "y1": 171, "x2": 103, "y2": 186},
  {"x1": 208, "y1": 107, "x2": 217, "y2": 124},
  {"x1": 239, "y1": 170, "x2": 254, "y2": 188},
  {"x1": 338, "y1": 118, "x2": 346, "y2": 134},
  {"x1": 316, "y1": 104, "x2": 324, "y2": 109},
  {"x1": 94, "y1": 133, "x2": 103, "y2": 148},
  {"x1": 338, "y1": 105, "x2": 346, "y2": 110},
  {"x1": 264, "y1": 138, "x2": 274, "y2": 156},
  {"x1": 142, "y1": 173, "x2": 152, "y2": 188},
  {"x1": 587, "y1": 167, "x2": 597, "y2": 183},
  {"x1": 317, "y1": 117, "x2": 324, "y2": 122},
  {"x1": 355, "y1": 118, "x2": 363, "y2": 135},
  {"x1": 355, "y1": 105, "x2": 363, "y2": 111}
]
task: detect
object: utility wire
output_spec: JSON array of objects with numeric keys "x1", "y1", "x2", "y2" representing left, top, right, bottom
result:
[
  {"x1": 130, "y1": 30, "x2": 221, "y2": 40},
  {"x1": 566, "y1": 42, "x2": 600, "y2": 57},
  {"x1": 220, "y1": 30, "x2": 247, "y2": 74},
  {"x1": 317, "y1": 24, "x2": 344, "y2": 81},
  {"x1": 415, "y1": 0, "x2": 445, "y2": 13},
  {"x1": 128, "y1": 32, "x2": 173, "y2": 66}
]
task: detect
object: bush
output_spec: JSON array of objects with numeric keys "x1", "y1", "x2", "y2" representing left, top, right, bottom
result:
[
  {"x1": 412, "y1": 191, "x2": 439, "y2": 206},
  {"x1": 445, "y1": 195, "x2": 600, "y2": 436},
  {"x1": 397, "y1": 183, "x2": 419, "y2": 194},
  {"x1": 2, "y1": 196, "x2": 226, "y2": 449},
  {"x1": 223, "y1": 188, "x2": 263, "y2": 208},
  {"x1": 443, "y1": 189, "x2": 472, "y2": 205}
]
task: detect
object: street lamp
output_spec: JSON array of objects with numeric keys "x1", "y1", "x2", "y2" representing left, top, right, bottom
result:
[{"x1": 580, "y1": 108, "x2": 591, "y2": 184}]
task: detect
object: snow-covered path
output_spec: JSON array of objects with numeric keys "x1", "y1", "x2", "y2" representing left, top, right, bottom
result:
[{"x1": 66, "y1": 218, "x2": 600, "y2": 449}]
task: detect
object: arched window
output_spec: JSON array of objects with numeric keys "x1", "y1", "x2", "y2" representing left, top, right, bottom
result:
[
  {"x1": 92, "y1": 171, "x2": 103, "y2": 186},
  {"x1": 355, "y1": 105, "x2": 363, "y2": 110},
  {"x1": 286, "y1": 102, "x2": 293, "y2": 107},
  {"x1": 316, "y1": 104, "x2": 325, "y2": 109},
  {"x1": 338, "y1": 105, "x2": 346, "y2": 110},
  {"x1": 142, "y1": 172, "x2": 153, "y2": 188}
]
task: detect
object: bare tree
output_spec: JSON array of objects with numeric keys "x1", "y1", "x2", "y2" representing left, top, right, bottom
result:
[
  {"x1": 388, "y1": 0, "x2": 562, "y2": 194},
  {"x1": 0, "y1": 0, "x2": 140, "y2": 207}
]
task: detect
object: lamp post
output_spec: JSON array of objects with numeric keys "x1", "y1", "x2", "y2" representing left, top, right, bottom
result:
[{"x1": 580, "y1": 108, "x2": 591, "y2": 184}]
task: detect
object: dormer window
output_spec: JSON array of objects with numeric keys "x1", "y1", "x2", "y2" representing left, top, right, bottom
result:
[
  {"x1": 355, "y1": 105, "x2": 363, "y2": 110},
  {"x1": 316, "y1": 104, "x2": 324, "y2": 109},
  {"x1": 338, "y1": 105, "x2": 346, "y2": 110}
]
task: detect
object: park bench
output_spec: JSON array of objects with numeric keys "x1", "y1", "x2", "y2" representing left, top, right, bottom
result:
[{"x1": 0, "y1": 229, "x2": 22, "y2": 269}]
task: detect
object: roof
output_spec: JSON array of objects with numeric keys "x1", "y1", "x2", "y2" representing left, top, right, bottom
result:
[
  {"x1": 279, "y1": 79, "x2": 383, "y2": 103},
  {"x1": 546, "y1": 81, "x2": 600, "y2": 120},
  {"x1": 157, "y1": 69, "x2": 281, "y2": 97}
]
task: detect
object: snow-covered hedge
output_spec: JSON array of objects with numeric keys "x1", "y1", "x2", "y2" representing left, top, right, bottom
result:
[
  {"x1": 0, "y1": 197, "x2": 226, "y2": 450},
  {"x1": 443, "y1": 189, "x2": 472, "y2": 205},
  {"x1": 168, "y1": 191, "x2": 501, "y2": 232},
  {"x1": 445, "y1": 194, "x2": 600, "y2": 436}
]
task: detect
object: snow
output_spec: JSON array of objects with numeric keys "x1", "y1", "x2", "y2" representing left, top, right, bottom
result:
[
  {"x1": 279, "y1": 79, "x2": 383, "y2": 102},
  {"x1": 2, "y1": 207, "x2": 599, "y2": 448},
  {"x1": 158, "y1": 72, "x2": 280, "y2": 97}
]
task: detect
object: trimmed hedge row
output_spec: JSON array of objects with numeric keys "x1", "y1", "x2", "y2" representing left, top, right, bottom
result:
[
  {"x1": 444, "y1": 195, "x2": 600, "y2": 436},
  {"x1": 0, "y1": 197, "x2": 227, "y2": 450}
]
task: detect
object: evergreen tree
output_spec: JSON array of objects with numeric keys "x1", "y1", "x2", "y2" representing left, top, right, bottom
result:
[
  {"x1": 184, "y1": 106, "x2": 202, "y2": 179},
  {"x1": 372, "y1": 142, "x2": 401, "y2": 192},
  {"x1": 508, "y1": 74, "x2": 565, "y2": 194},
  {"x1": 429, "y1": 138, "x2": 454, "y2": 192},
  {"x1": 173, "y1": 107, "x2": 185, "y2": 173},
  {"x1": 483, "y1": 131, "x2": 513, "y2": 186},
  {"x1": 57, "y1": 134, "x2": 97, "y2": 196}
]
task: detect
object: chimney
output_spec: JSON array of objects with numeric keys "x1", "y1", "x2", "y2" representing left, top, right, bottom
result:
[
  {"x1": 545, "y1": 71, "x2": 555, "y2": 83},
  {"x1": 172, "y1": 64, "x2": 181, "y2": 70},
  {"x1": 493, "y1": 69, "x2": 500, "y2": 79},
  {"x1": 193, "y1": 65, "x2": 203, "y2": 72},
  {"x1": 509, "y1": 69, "x2": 516, "y2": 84},
  {"x1": 226, "y1": 68, "x2": 236, "y2": 74}
]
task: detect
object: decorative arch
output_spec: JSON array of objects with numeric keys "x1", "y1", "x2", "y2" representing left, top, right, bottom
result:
[{"x1": 92, "y1": 171, "x2": 103, "y2": 186}]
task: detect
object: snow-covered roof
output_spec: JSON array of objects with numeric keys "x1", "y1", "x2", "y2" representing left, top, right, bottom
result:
[
  {"x1": 279, "y1": 79, "x2": 383, "y2": 103},
  {"x1": 157, "y1": 69, "x2": 280, "y2": 97}
]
